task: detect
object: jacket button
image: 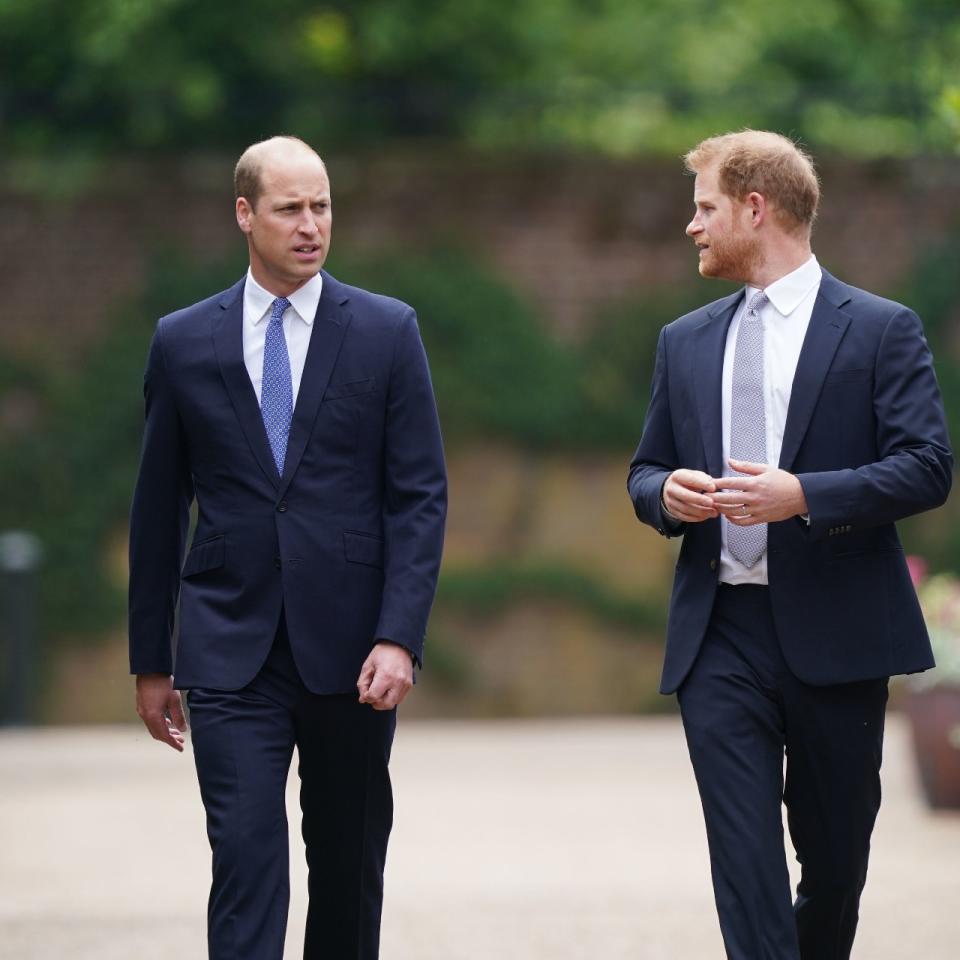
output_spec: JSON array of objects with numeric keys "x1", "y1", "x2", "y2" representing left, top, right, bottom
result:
[
  {"x1": 709, "y1": 559, "x2": 718, "y2": 571},
  {"x1": 274, "y1": 557, "x2": 281, "y2": 570},
  {"x1": 277, "y1": 501, "x2": 288, "y2": 513}
]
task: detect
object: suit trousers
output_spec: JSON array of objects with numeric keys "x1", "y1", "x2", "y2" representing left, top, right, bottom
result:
[
  {"x1": 677, "y1": 585, "x2": 888, "y2": 960},
  {"x1": 187, "y1": 615, "x2": 396, "y2": 960}
]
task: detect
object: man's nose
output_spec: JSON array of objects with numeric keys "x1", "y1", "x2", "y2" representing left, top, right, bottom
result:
[
  {"x1": 685, "y1": 217, "x2": 701, "y2": 238},
  {"x1": 297, "y1": 209, "x2": 319, "y2": 234}
]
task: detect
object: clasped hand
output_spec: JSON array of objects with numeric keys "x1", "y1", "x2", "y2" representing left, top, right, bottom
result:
[{"x1": 663, "y1": 459, "x2": 808, "y2": 525}]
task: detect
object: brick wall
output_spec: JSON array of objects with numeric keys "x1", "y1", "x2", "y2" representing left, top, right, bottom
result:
[{"x1": 3, "y1": 150, "x2": 959, "y2": 361}]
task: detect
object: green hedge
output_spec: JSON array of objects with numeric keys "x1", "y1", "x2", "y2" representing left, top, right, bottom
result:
[
  {"x1": 1, "y1": 236, "x2": 957, "y2": 652},
  {"x1": 436, "y1": 562, "x2": 665, "y2": 632}
]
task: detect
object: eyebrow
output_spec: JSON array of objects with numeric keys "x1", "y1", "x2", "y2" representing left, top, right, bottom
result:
[{"x1": 273, "y1": 195, "x2": 330, "y2": 208}]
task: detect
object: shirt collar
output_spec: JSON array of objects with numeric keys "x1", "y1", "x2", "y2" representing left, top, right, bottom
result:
[
  {"x1": 746, "y1": 255, "x2": 821, "y2": 318},
  {"x1": 245, "y1": 269, "x2": 323, "y2": 326}
]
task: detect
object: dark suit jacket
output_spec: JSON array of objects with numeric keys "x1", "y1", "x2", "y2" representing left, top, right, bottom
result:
[
  {"x1": 129, "y1": 271, "x2": 447, "y2": 694},
  {"x1": 628, "y1": 270, "x2": 952, "y2": 694}
]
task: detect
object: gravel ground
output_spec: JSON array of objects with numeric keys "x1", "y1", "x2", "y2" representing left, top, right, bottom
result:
[{"x1": 1, "y1": 714, "x2": 957, "y2": 959}]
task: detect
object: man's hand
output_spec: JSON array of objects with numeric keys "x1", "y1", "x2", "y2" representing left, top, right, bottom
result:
[
  {"x1": 711, "y1": 459, "x2": 808, "y2": 525},
  {"x1": 136, "y1": 674, "x2": 187, "y2": 752},
  {"x1": 662, "y1": 469, "x2": 719, "y2": 523},
  {"x1": 357, "y1": 642, "x2": 414, "y2": 711}
]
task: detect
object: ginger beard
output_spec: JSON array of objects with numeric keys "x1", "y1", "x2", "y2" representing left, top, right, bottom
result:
[{"x1": 697, "y1": 210, "x2": 763, "y2": 284}]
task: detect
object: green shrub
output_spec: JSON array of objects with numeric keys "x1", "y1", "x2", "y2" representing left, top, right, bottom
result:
[{"x1": 2, "y1": 238, "x2": 957, "y2": 655}]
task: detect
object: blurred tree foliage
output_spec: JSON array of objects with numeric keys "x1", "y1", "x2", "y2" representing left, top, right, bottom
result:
[
  {"x1": 0, "y1": 252, "x2": 245, "y2": 638},
  {"x1": 2, "y1": 0, "x2": 959, "y2": 157},
  {"x1": 332, "y1": 247, "x2": 722, "y2": 449}
]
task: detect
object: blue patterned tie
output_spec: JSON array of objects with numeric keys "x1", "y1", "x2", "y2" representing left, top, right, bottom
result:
[
  {"x1": 728, "y1": 290, "x2": 768, "y2": 567},
  {"x1": 261, "y1": 297, "x2": 293, "y2": 474}
]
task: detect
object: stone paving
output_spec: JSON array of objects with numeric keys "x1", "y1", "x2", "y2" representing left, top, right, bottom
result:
[{"x1": 1, "y1": 715, "x2": 957, "y2": 959}]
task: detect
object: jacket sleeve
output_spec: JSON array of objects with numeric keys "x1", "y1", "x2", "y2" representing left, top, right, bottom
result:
[
  {"x1": 128, "y1": 323, "x2": 194, "y2": 675},
  {"x1": 627, "y1": 325, "x2": 687, "y2": 538},
  {"x1": 798, "y1": 307, "x2": 953, "y2": 538},
  {"x1": 374, "y1": 309, "x2": 448, "y2": 665}
]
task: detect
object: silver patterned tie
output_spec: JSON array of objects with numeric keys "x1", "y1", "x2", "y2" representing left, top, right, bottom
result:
[{"x1": 727, "y1": 290, "x2": 768, "y2": 567}]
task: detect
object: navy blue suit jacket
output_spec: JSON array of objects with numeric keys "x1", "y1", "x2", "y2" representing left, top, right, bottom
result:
[
  {"x1": 129, "y1": 271, "x2": 447, "y2": 694},
  {"x1": 628, "y1": 270, "x2": 952, "y2": 694}
]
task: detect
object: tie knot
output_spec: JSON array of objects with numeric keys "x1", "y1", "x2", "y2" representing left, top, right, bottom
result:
[
  {"x1": 747, "y1": 290, "x2": 768, "y2": 315},
  {"x1": 270, "y1": 297, "x2": 291, "y2": 322}
]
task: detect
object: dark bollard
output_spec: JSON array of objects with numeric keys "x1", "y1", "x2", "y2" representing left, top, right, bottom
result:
[{"x1": 0, "y1": 530, "x2": 43, "y2": 726}]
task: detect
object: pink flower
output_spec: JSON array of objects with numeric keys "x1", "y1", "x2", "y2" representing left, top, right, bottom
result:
[{"x1": 906, "y1": 555, "x2": 928, "y2": 590}]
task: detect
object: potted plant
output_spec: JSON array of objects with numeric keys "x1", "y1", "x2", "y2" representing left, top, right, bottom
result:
[{"x1": 904, "y1": 557, "x2": 960, "y2": 809}]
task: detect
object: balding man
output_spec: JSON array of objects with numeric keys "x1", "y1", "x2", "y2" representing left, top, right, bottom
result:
[
  {"x1": 628, "y1": 131, "x2": 951, "y2": 959},
  {"x1": 129, "y1": 136, "x2": 447, "y2": 959}
]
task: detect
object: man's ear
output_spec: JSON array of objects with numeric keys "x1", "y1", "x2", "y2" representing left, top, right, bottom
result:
[
  {"x1": 236, "y1": 197, "x2": 254, "y2": 234},
  {"x1": 746, "y1": 191, "x2": 767, "y2": 227}
]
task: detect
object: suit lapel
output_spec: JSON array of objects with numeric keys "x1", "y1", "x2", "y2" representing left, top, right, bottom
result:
[
  {"x1": 212, "y1": 278, "x2": 281, "y2": 489},
  {"x1": 694, "y1": 292, "x2": 742, "y2": 478},
  {"x1": 778, "y1": 271, "x2": 852, "y2": 471},
  {"x1": 277, "y1": 272, "x2": 352, "y2": 499}
]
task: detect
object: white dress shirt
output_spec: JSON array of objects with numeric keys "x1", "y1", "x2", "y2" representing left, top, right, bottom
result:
[
  {"x1": 719, "y1": 255, "x2": 822, "y2": 585},
  {"x1": 242, "y1": 269, "x2": 323, "y2": 406}
]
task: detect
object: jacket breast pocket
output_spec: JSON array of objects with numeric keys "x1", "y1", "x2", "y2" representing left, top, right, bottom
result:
[
  {"x1": 343, "y1": 530, "x2": 384, "y2": 568},
  {"x1": 823, "y1": 367, "x2": 872, "y2": 386},
  {"x1": 323, "y1": 378, "x2": 376, "y2": 402},
  {"x1": 182, "y1": 535, "x2": 225, "y2": 578}
]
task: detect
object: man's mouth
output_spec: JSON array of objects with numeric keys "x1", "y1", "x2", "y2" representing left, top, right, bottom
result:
[{"x1": 293, "y1": 244, "x2": 320, "y2": 258}]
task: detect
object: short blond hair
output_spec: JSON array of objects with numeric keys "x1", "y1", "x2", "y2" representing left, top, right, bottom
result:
[
  {"x1": 234, "y1": 135, "x2": 322, "y2": 210},
  {"x1": 684, "y1": 130, "x2": 820, "y2": 232}
]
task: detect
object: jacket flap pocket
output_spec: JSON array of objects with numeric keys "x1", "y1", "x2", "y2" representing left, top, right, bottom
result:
[
  {"x1": 182, "y1": 535, "x2": 225, "y2": 578},
  {"x1": 324, "y1": 378, "x2": 376, "y2": 401},
  {"x1": 343, "y1": 530, "x2": 384, "y2": 568},
  {"x1": 824, "y1": 367, "x2": 871, "y2": 384}
]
